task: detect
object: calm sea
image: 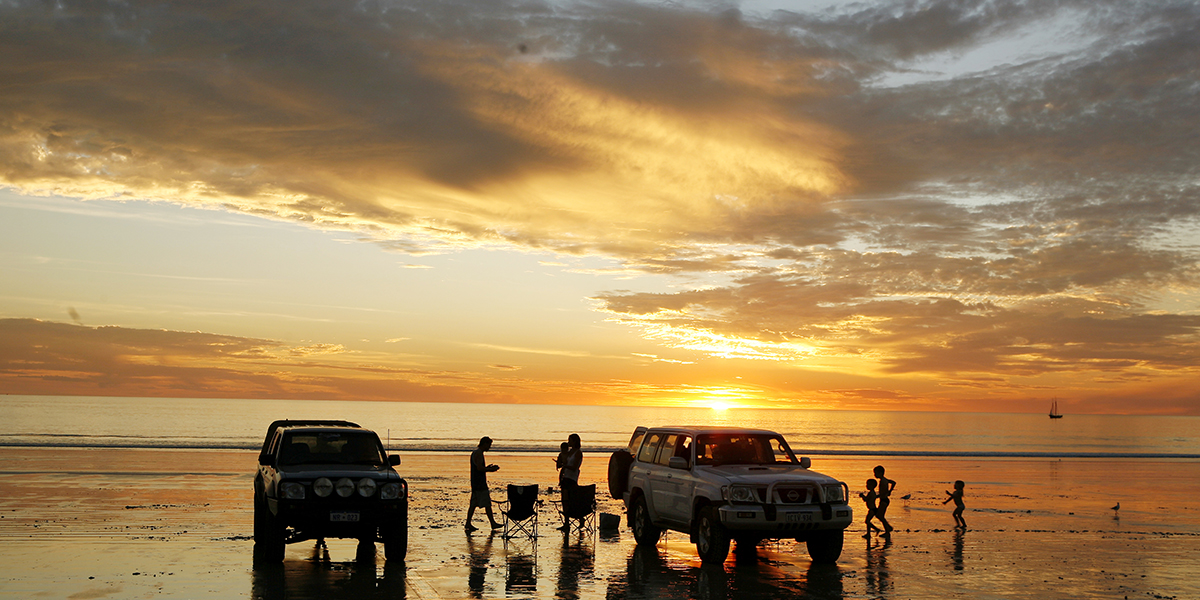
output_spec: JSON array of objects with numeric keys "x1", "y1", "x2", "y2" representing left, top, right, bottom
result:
[{"x1": 1, "y1": 395, "x2": 1197, "y2": 458}]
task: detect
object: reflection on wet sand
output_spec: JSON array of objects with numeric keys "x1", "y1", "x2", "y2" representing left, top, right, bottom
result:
[
  {"x1": 251, "y1": 542, "x2": 406, "y2": 600},
  {"x1": 865, "y1": 534, "x2": 892, "y2": 596},
  {"x1": 606, "y1": 543, "x2": 845, "y2": 600},
  {"x1": 555, "y1": 533, "x2": 595, "y2": 599},
  {"x1": 466, "y1": 532, "x2": 495, "y2": 598},
  {"x1": 951, "y1": 529, "x2": 965, "y2": 572},
  {"x1": 507, "y1": 552, "x2": 538, "y2": 595}
]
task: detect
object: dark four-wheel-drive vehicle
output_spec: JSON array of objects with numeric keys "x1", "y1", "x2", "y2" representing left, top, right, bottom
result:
[
  {"x1": 254, "y1": 420, "x2": 408, "y2": 562},
  {"x1": 608, "y1": 426, "x2": 852, "y2": 564}
]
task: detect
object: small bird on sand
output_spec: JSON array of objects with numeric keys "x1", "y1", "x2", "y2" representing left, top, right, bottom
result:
[
  {"x1": 900, "y1": 494, "x2": 911, "y2": 500},
  {"x1": 1111, "y1": 502, "x2": 1120, "y2": 511}
]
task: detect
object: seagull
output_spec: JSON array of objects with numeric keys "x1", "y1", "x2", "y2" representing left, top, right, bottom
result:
[
  {"x1": 1111, "y1": 502, "x2": 1120, "y2": 511},
  {"x1": 900, "y1": 494, "x2": 911, "y2": 500}
]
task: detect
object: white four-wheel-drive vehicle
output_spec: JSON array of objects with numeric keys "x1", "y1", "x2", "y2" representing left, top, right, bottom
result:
[{"x1": 608, "y1": 426, "x2": 852, "y2": 563}]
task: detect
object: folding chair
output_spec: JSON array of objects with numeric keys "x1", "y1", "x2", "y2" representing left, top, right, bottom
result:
[
  {"x1": 497, "y1": 484, "x2": 541, "y2": 541},
  {"x1": 555, "y1": 483, "x2": 597, "y2": 536}
]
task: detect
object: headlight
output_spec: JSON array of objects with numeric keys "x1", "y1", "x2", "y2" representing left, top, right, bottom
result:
[
  {"x1": 335, "y1": 477, "x2": 355, "y2": 498},
  {"x1": 280, "y1": 482, "x2": 305, "y2": 500},
  {"x1": 380, "y1": 482, "x2": 404, "y2": 500},
  {"x1": 357, "y1": 478, "x2": 377, "y2": 498},
  {"x1": 724, "y1": 485, "x2": 758, "y2": 504},
  {"x1": 823, "y1": 483, "x2": 846, "y2": 503},
  {"x1": 313, "y1": 477, "x2": 333, "y2": 498}
]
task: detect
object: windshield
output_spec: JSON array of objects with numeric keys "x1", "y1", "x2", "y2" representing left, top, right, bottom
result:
[
  {"x1": 695, "y1": 433, "x2": 798, "y2": 466},
  {"x1": 278, "y1": 431, "x2": 386, "y2": 466}
]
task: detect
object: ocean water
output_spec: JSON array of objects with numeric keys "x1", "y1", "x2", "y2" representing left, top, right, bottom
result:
[{"x1": 2, "y1": 395, "x2": 1197, "y2": 458}]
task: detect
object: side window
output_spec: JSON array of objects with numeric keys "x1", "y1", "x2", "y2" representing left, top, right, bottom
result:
[
  {"x1": 695, "y1": 435, "x2": 716, "y2": 465},
  {"x1": 654, "y1": 434, "x2": 680, "y2": 466},
  {"x1": 627, "y1": 431, "x2": 646, "y2": 455},
  {"x1": 637, "y1": 433, "x2": 664, "y2": 463},
  {"x1": 266, "y1": 432, "x2": 282, "y2": 459},
  {"x1": 769, "y1": 437, "x2": 797, "y2": 464},
  {"x1": 677, "y1": 435, "x2": 693, "y2": 465}
]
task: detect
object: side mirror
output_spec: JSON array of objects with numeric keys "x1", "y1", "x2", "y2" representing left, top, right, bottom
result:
[
  {"x1": 389, "y1": 455, "x2": 401, "y2": 466},
  {"x1": 668, "y1": 456, "x2": 689, "y2": 470},
  {"x1": 799, "y1": 456, "x2": 811, "y2": 469},
  {"x1": 258, "y1": 454, "x2": 272, "y2": 467}
]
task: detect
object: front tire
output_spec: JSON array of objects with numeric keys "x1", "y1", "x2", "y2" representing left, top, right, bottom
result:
[
  {"x1": 805, "y1": 529, "x2": 844, "y2": 564},
  {"x1": 383, "y1": 513, "x2": 408, "y2": 562},
  {"x1": 630, "y1": 495, "x2": 662, "y2": 546},
  {"x1": 695, "y1": 506, "x2": 731, "y2": 564},
  {"x1": 253, "y1": 493, "x2": 285, "y2": 562}
]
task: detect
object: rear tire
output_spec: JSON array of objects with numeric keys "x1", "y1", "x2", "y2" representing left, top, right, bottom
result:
[
  {"x1": 806, "y1": 529, "x2": 844, "y2": 564},
  {"x1": 733, "y1": 535, "x2": 761, "y2": 560},
  {"x1": 695, "y1": 506, "x2": 731, "y2": 564},
  {"x1": 357, "y1": 538, "x2": 377, "y2": 561},
  {"x1": 630, "y1": 495, "x2": 661, "y2": 546}
]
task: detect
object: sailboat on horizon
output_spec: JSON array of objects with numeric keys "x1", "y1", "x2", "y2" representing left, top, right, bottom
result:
[{"x1": 1049, "y1": 399, "x2": 1064, "y2": 419}]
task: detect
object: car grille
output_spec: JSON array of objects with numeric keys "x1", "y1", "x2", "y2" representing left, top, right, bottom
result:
[{"x1": 772, "y1": 485, "x2": 815, "y2": 505}]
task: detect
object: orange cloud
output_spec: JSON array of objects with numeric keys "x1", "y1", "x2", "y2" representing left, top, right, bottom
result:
[{"x1": 2, "y1": 1, "x2": 1198, "y2": 414}]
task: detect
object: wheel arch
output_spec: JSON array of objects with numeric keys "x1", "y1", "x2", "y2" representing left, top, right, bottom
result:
[{"x1": 689, "y1": 496, "x2": 718, "y2": 542}]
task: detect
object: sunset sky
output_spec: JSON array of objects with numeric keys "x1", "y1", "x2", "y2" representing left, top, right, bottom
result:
[{"x1": 1, "y1": 0, "x2": 1198, "y2": 414}]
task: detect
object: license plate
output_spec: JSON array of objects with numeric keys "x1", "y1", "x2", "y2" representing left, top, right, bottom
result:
[
  {"x1": 786, "y1": 512, "x2": 813, "y2": 523},
  {"x1": 330, "y1": 511, "x2": 360, "y2": 522}
]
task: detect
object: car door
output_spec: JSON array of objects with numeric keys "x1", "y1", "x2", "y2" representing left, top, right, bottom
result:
[
  {"x1": 647, "y1": 433, "x2": 694, "y2": 525},
  {"x1": 657, "y1": 434, "x2": 695, "y2": 523},
  {"x1": 635, "y1": 432, "x2": 672, "y2": 523}
]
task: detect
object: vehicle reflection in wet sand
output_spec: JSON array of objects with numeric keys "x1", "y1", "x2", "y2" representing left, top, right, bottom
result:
[
  {"x1": 251, "y1": 542, "x2": 406, "y2": 600},
  {"x1": 607, "y1": 541, "x2": 845, "y2": 600}
]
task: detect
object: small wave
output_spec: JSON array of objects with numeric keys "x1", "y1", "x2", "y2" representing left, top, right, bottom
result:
[
  {"x1": 3, "y1": 441, "x2": 1198, "y2": 459},
  {"x1": 789, "y1": 448, "x2": 1200, "y2": 459}
]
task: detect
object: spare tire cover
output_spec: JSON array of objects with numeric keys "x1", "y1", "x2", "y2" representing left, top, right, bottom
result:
[{"x1": 608, "y1": 449, "x2": 634, "y2": 500}]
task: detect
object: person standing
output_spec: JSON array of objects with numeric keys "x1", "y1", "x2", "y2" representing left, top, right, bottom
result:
[
  {"x1": 943, "y1": 480, "x2": 967, "y2": 529},
  {"x1": 465, "y1": 436, "x2": 501, "y2": 532},
  {"x1": 554, "y1": 441, "x2": 569, "y2": 477},
  {"x1": 858, "y1": 478, "x2": 883, "y2": 538},
  {"x1": 558, "y1": 433, "x2": 582, "y2": 531},
  {"x1": 873, "y1": 465, "x2": 896, "y2": 534}
]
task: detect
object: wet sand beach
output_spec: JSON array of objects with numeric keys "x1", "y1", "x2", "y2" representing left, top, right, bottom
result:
[{"x1": 1, "y1": 447, "x2": 1198, "y2": 599}]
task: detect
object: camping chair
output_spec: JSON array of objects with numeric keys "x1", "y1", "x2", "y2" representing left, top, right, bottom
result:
[
  {"x1": 497, "y1": 484, "x2": 541, "y2": 542},
  {"x1": 554, "y1": 483, "x2": 597, "y2": 536}
]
